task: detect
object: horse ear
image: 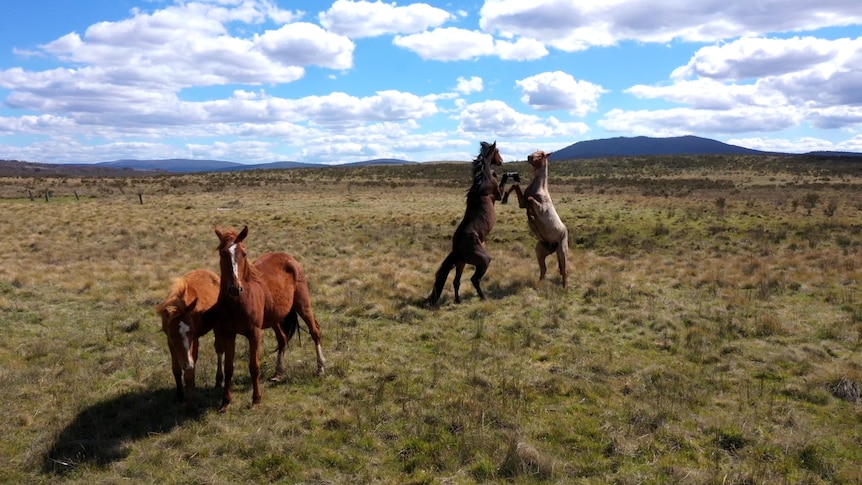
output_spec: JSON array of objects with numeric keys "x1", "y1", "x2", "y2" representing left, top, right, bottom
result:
[
  {"x1": 186, "y1": 298, "x2": 198, "y2": 313},
  {"x1": 214, "y1": 225, "x2": 223, "y2": 238},
  {"x1": 237, "y1": 225, "x2": 249, "y2": 243}
]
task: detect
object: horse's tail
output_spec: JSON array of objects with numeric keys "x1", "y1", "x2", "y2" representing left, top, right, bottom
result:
[
  {"x1": 282, "y1": 309, "x2": 299, "y2": 342},
  {"x1": 427, "y1": 252, "x2": 458, "y2": 306}
]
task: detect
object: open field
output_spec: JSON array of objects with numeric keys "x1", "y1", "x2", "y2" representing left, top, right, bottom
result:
[{"x1": 1, "y1": 154, "x2": 861, "y2": 484}]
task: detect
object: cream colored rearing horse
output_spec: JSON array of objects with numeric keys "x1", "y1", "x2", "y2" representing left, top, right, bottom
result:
[{"x1": 503, "y1": 150, "x2": 569, "y2": 287}]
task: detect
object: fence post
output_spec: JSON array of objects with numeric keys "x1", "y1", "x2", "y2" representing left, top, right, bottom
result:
[
  {"x1": 44, "y1": 190, "x2": 50, "y2": 202},
  {"x1": 74, "y1": 190, "x2": 80, "y2": 200},
  {"x1": 28, "y1": 190, "x2": 34, "y2": 201},
  {"x1": 138, "y1": 193, "x2": 144, "y2": 205}
]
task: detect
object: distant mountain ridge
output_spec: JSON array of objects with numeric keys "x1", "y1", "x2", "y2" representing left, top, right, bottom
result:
[
  {"x1": 3, "y1": 136, "x2": 860, "y2": 176},
  {"x1": 94, "y1": 157, "x2": 417, "y2": 173},
  {"x1": 550, "y1": 135, "x2": 774, "y2": 160},
  {"x1": 97, "y1": 136, "x2": 782, "y2": 172}
]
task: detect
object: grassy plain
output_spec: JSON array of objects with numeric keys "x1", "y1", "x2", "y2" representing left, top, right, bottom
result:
[{"x1": 1, "y1": 154, "x2": 861, "y2": 484}]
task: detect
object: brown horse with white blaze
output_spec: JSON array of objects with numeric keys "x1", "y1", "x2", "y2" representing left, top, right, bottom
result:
[
  {"x1": 155, "y1": 268, "x2": 223, "y2": 408},
  {"x1": 212, "y1": 225, "x2": 325, "y2": 412},
  {"x1": 427, "y1": 141, "x2": 506, "y2": 305}
]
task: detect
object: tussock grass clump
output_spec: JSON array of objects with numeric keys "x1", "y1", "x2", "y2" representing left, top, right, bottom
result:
[
  {"x1": 498, "y1": 437, "x2": 562, "y2": 479},
  {"x1": 830, "y1": 376, "x2": 860, "y2": 403}
]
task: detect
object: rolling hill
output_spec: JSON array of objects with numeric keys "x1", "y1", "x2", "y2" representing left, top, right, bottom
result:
[{"x1": 549, "y1": 135, "x2": 773, "y2": 160}]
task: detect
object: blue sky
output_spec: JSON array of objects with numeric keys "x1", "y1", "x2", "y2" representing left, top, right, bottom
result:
[{"x1": 1, "y1": 0, "x2": 861, "y2": 165}]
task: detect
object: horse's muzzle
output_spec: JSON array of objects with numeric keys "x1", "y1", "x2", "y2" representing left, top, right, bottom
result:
[{"x1": 228, "y1": 286, "x2": 243, "y2": 298}]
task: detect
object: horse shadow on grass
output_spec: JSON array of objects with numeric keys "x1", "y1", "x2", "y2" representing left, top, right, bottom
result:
[
  {"x1": 411, "y1": 277, "x2": 533, "y2": 309},
  {"x1": 40, "y1": 385, "x2": 225, "y2": 476}
]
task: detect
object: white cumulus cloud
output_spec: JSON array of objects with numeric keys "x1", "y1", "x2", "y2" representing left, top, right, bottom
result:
[
  {"x1": 455, "y1": 76, "x2": 483, "y2": 95},
  {"x1": 319, "y1": 0, "x2": 453, "y2": 38},
  {"x1": 394, "y1": 28, "x2": 496, "y2": 61},
  {"x1": 480, "y1": 0, "x2": 862, "y2": 49},
  {"x1": 516, "y1": 71, "x2": 607, "y2": 116},
  {"x1": 458, "y1": 100, "x2": 589, "y2": 138}
]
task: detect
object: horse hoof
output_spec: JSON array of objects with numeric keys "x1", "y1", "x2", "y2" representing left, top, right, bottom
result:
[{"x1": 268, "y1": 376, "x2": 282, "y2": 383}]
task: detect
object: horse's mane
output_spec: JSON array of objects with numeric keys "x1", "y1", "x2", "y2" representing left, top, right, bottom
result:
[
  {"x1": 468, "y1": 143, "x2": 493, "y2": 196},
  {"x1": 155, "y1": 277, "x2": 189, "y2": 316},
  {"x1": 242, "y1": 250, "x2": 263, "y2": 283}
]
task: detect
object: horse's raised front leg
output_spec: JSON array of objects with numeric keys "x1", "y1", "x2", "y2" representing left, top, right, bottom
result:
[
  {"x1": 502, "y1": 184, "x2": 525, "y2": 206},
  {"x1": 218, "y1": 333, "x2": 236, "y2": 413}
]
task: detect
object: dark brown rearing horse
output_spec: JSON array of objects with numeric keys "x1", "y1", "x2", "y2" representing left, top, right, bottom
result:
[
  {"x1": 212, "y1": 225, "x2": 325, "y2": 412},
  {"x1": 155, "y1": 268, "x2": 222, "y2": 408},
  {"x1": 427, "y1": 141, "x2": 505, "y2": 305}
]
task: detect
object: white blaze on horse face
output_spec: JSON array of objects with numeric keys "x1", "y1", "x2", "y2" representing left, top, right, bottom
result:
[
  {"x1": 179, "y1": 320, "x2": 194, "y2": 371},
  {"x1": 228, "y1": 243, "x2": 240, "y2": 286}
]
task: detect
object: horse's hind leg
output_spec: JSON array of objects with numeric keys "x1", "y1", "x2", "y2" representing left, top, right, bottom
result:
[
  {"x1": 556, "y1": 233, "x2": 569, "y2": 288},
  {"x1": 469, "y1": 249, "x2": 492, "y2": 300},
  {"x1": 294, "y1": 288, "x2": 326, "y2": 374},
  {"x1": 535, "y1": 241, "x2": 553, "y2": 282},
  {"x1": 453, "y1": 262, "x2": 466, "y2": 303},
  {"x1": 269, "y1": 322, "x2": 288, "y2": 382}
]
